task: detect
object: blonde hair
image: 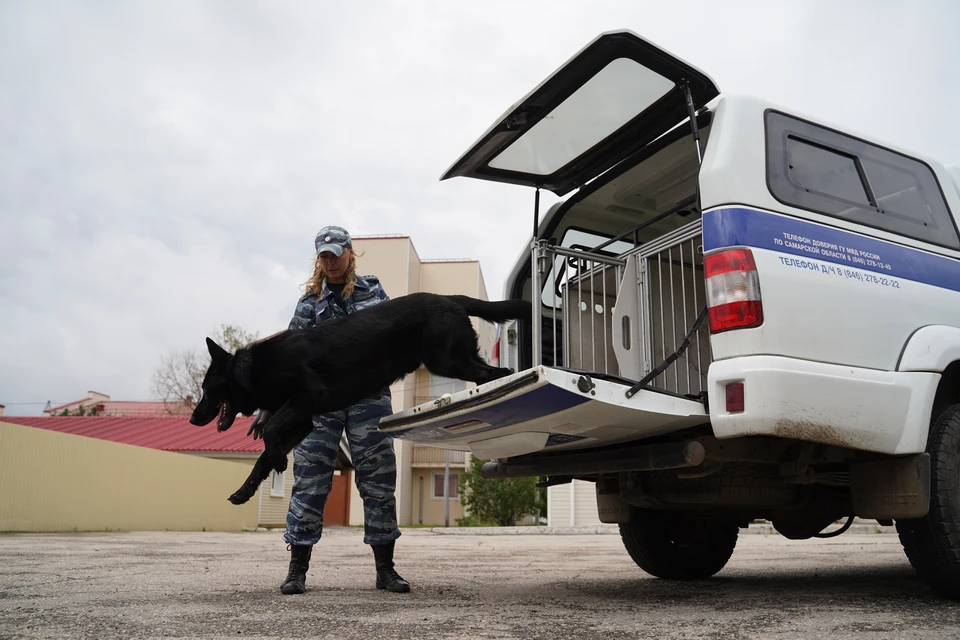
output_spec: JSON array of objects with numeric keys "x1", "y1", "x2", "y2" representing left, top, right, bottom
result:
[{"x1": 303, "y1": 250, "x2": 361, "y2": 299}]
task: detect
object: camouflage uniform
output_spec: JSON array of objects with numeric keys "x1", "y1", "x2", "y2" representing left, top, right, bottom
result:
[{"x1": 283, "y1": 272, "x2": 401, "y2": 547}]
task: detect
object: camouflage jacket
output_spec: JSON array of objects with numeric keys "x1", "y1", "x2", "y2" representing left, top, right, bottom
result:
[{"x1": 288, "y1": 274, "x2": 389, "y2": 330}]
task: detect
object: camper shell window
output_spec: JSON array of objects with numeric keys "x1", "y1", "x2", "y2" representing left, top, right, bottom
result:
[
  {"x1": 766, "y1": 110, "x2": 959, "y2": 249},
  {"x1": 488, "y1": 57, "x2": 675, "y2": 175}
]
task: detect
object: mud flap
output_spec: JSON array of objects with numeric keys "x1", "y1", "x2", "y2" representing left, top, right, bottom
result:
[
  {"x1": 850, "y1": 453, "x2": 931, "y2": 519},
  {"x1": 597, "y1": 488, "x2": 633, "y2": 524}
]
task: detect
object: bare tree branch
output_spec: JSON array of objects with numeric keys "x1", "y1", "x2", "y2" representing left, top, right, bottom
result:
[{"x1": 151, "y1": 324, "x2": 259, "y2": 410}]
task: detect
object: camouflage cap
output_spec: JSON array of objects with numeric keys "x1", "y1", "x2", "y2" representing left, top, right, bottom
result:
[{"x1": 314, "y1": 225, "x2": 353, "y2": 257}]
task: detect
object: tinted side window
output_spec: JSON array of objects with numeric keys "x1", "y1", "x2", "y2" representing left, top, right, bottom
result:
[
  {"x1": 766, "y1": 111, "x2": 959, "y2": 249},
  {"x1": 787, "y1": 138, "x2": 870, "y2": 206}
]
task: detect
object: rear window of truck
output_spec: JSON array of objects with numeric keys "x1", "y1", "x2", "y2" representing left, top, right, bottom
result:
[{"x1": 765, "y1": 110, "x2": 959, "y2": 250}]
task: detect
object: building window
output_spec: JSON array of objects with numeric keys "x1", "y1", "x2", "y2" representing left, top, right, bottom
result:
[
  {"x1": 269, "y1": 470, "x2": 285, "y2": 497},
  {"x1": 432, "y1": 473, "x2": 459, "y2": 499}
]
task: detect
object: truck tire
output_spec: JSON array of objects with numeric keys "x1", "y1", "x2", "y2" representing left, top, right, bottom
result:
[
  {"x1": 619, "y1": 510, "x2": 738, "y2": 579},
  {"x1": 896, "y1": 403, "x2": 960, "y2": 600}
]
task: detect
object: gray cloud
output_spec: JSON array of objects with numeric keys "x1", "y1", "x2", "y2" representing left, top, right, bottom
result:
[{"x1": 1, "y1": 0, "x2": 957, "y2": 414}]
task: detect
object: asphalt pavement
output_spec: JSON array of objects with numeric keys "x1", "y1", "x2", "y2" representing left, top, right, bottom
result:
[{"x1": 1, "y1": 527, "x2": 957, "y2": 639}]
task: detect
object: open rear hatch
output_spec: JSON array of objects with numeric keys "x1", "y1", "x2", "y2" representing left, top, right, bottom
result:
[
  {"x1": 380, "y1": 367, "x2": 708, "y2": 459},
  {"x1": 441, "y1": 29, "x2": 718, "y2": 196},
  {"x1": 382, "y1": 31, "x2": 719, "y2": 458}
]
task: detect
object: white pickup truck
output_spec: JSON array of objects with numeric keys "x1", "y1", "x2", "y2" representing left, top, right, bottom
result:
[{"x1": 380, "y1": 30, "x2": 960, "y2": 599}]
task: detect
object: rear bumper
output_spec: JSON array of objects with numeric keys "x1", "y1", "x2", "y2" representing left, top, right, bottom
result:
[{"x1": 708, "y1": 356, "x2": 939, "y2": 455}]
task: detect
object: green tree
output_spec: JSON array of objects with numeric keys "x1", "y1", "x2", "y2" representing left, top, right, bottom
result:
[
  {"x1": 60, "y1": 404, "x2": 99, "y2": 416},
  {"x1": 151, "y1": 324, "x2": 259, "y2": 411},
  {"x1": 457, "y1": 456, "x2": 540, "y2": 526}
]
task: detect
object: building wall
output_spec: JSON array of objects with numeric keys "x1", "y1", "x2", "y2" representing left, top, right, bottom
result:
[
  {"x1": 410, "y1": 467, "x2": 464, "y2": 526},
  {"x1": 574, "y1": 481, "x2": 601, "y2": 525},
  {"x1": 353, "y1": 236, "x2": 413, "y2": 299},
  {"x1": 407, "y1": 241, "x2": 422, "y2": 296},
  {"x1": 547, "y1": 480, "x2": 601, "y2": 526},
  {"x1": 0, "y1": 422, "x2": 258, "y2": 532},
  {"x1": 181, "y1": 452, "x2": 294, "y2": 529},
  {"x1": 420, "y1": 261, "x2": 479, "y2": 296},
  {"x1": 256, "y1": 452, "x2": 294, "y2": 527},
  {"x1": 421, "y1": 261, "x2": 496, "y2": 364}
]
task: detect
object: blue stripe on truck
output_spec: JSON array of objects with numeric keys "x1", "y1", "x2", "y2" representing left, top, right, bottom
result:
[
  {"x1": 702, "y1": 207, "x2": 960, "y2": 293},
  {"x1": 387, "y1": 383, "x2": 590, "y2": 442}
]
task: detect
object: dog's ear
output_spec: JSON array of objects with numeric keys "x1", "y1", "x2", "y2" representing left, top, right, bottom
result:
[
  {"x1": 206, "y1": 337, "x2": 230, "y2": 361},
  {"x1": 232, "y1": 349, "x2": 253, "y2": 391}
]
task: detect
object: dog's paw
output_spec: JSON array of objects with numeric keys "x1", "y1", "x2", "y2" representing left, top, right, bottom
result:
[{"x1": 229, "y1": 489, "x2": 252, "y2": 505}]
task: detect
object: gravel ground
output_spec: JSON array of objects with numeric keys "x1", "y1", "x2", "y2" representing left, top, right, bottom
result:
[{"x1": 0, "y1": 527, "x2": 957, "y2": 639}]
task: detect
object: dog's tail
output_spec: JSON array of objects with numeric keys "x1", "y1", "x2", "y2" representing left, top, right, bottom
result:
[{"x1": 447, "y1": 295, "x2": 532, "y2": 323}]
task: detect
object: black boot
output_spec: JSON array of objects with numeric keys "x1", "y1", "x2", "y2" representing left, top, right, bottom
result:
[
  {"x1": 372, "y1": 541, "x2": 410, "y2": 593},
  {"x1": 280, "y1": 544, "x2": 312, "y2": 595}
]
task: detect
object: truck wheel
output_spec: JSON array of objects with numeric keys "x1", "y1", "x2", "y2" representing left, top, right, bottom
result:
[
  {"x1": 896, "y1": 403, "x2": 960, "y2": 600},
  {"x1": 619, "y1": 510, "x2": 738, "y2": 579}
]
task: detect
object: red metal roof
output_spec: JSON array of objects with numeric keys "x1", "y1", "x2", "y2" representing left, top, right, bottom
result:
[{"x1": 1, "y1": 415, "x2": 264, "y2": 454}]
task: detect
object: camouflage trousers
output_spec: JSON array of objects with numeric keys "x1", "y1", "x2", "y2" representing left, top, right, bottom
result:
[{"x1": 283, "y1": 389, "x2": 400, "y2": 546}]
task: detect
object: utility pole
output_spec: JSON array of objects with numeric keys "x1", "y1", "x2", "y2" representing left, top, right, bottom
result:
[{"x1": 443, "y1": 450, "x2": 450, "y2": 527}]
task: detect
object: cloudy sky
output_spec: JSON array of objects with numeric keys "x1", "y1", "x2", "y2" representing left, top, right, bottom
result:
[{"x1": 1, "y1": 0, "x2": 958, "y2": 415}]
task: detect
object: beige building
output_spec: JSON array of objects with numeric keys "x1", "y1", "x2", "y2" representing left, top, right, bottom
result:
[
  {"x1": 41, "y1": 391, "x2": 195, "y2": 417},
  {"x1": 547, "y1": 481, "x2": 601, "y2": 527},
  {"x1": 343, "y1": 235, "x2": 496, "y2": 527},
  {"x1": 0, "y1": 421, "x2": 259, "y2": 532}
]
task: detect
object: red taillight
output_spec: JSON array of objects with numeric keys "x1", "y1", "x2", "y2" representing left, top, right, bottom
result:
[
  {"x1": 709, "y1": 300, "x2": 763, "y2": 332},
  {"x1": 725, "y1": 382, "x2": 745, "y2": 413},
  {"x1": 704, "y1": 248, "x2": 763, "y2": 334},
  {"x1": 492, "y1": 337, "x2": 500, "y2": 361}
]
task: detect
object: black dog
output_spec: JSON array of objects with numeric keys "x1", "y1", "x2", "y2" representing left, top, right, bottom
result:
[{"x1": 189, "y1": 292, "x2": 530, "y2": 505}]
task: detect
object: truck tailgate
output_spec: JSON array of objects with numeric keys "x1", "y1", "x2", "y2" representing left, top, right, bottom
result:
[{"x1": 379, "y1": 367, "x2": 708, "y2": 459}]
